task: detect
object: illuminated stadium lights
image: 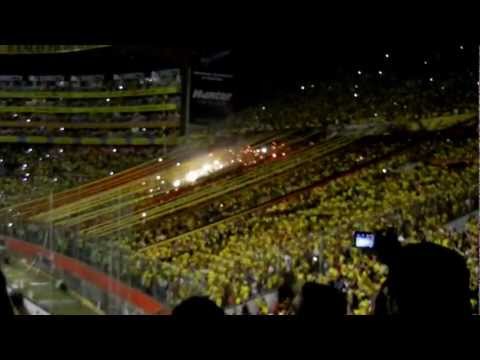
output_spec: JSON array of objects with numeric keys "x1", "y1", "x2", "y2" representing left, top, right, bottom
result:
[
  {"x1": 118, "y1": 85, "x2": 124, "y2": 90},
  {"x1": 26, "y1": 148, "x2": 33, "y2": 153},
  {"x1": 0, "y1": 159, "x2": 3, "y2": 163},
  {"x1": 300, "y1": 85, "x2": 306, "y2": 91},
  {"x1": 220, "y1": 203, "x2": 224, "y2": 208},
  {"x1": 282, "y1": 153, "x2": 286, "y2": 157},
  {"x1": 173, "y1": 180, "x2": 181, "y2": 188},
  {"x1": 161, "y1": 180, "x2": 165, "y2": 184},
  {"x1": 149, "y1": 188, "x2": 154, "y2": 193},
  {"x1": 429, "y1": 77, "x2": 434, "y2": 82},
  {"x1": 382, "y1": 169, "x2": 388, "y2": 174},
  {"x1": 385, "y1": 53, "x2": 390, "y2": 59}
]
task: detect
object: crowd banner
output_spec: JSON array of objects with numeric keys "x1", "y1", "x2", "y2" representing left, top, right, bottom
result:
[
  {"x1": 0, "y1": 86, "x2": 181, "y2": 99},
  {"x1": 0, "y1": 45, "x2": 111, "y2": 55},
  {"x1": 0, "y1": 104, "x2": 177, "y2": 114},
  {"x1": 0, "y1": 135, "x2": 179, "y2": 146}
]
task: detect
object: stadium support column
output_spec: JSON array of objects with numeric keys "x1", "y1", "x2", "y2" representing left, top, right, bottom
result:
[{"x1": 182, "y1": 65, "x2": 193, "y2": 138}]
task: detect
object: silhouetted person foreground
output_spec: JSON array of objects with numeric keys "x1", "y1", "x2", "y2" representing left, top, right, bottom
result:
[
  {"x1": 374, "y1": 229, "x2": 472, "y2": 316},
  {"x1": 297, "y1": 283, "x2": 347, "y2": 317},
  {"x1": 0, "y1": 269, "x2": 14, "y2": 317},
  {"x1": 10, "y1": 291, "x2": 30, "y2": 315},
  {"x1": 172, "y1": 297, "x2": 224, "y2": 317}
]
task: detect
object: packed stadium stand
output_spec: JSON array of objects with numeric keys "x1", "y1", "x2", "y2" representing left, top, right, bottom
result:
[{"x1": 0, "y1": 45, "x2": 477, "y2": 315}]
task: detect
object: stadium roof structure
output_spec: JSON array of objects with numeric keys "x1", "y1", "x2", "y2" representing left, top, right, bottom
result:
[{"x1": 0, "y1": 46, "x2": 199, "y2": 74}]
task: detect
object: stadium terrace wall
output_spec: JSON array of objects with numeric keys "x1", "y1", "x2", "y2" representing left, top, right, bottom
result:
[
  {"x1": 0, "y1": 235, "x2": 170, "y2": 315},
  {"x1": 0, "y1": 86, "x2": 180, "y2": 99},
  {"x1": 0, "y1": 104, "x2": 177, "y2": 114}
]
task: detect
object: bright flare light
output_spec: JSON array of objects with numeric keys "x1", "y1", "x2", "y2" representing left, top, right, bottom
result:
[
  {"x1": 185, "y1": 171, "x2": 199, "y2": 183},
  {"x1": 173, "y1": 180, "x2": 181, "y2": 188}
]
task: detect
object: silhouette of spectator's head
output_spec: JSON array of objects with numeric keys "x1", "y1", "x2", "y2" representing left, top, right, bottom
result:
[
  {"x1": 297, "y1": 283, "x2": 347, "y2": 317},
  {"x1": 0, "y1": 269, "x2": 14, "y2": 317},
  {"x1": 375, "y1": 242, "x2": 472, "y2": 316},
  {"x1": 172, "y1": 297, "x2": 224, "y2": 317}
]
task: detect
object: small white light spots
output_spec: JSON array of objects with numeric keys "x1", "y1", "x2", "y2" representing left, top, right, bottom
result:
[
  {"x1": 112, "y1": 148, "x2": 117, "y2": 153},
  {"x1": 158, "y1": 158, "x2": 163, "y2": 162},
  {"x1": 173, "y1": 180, "x2": 181, "y2": 188},
  {"x1": 357, "y1": 70, "x2": 362, "y2": 75},
  {"x1": 261, "y1": 106, "x2": 266, "y2": 111},
  {"x1": 382, "y1": 169, "x2": 387, "y2": 174},
  {"x1": 142, "y1": 212, "x2": 147, "y2": 218},
  {"x1": 300, "y1": 85, "x2": 306, "y2": 91},
  {"x1": 109, "y1": 171, "x2": 115, "y2": 176},
  {"x1": 424, "y1": 60, "x2": 428, "y2": 65},
  {"x1": 59, "y1": 127, "x2": 65, "y2": 132},
  {"x1": 459, "y1": 45, "x2": 464, "y2": 50},
  {"x1": 26, "y1": 118, "x2": 31, "y2": 123},
  {"x1": 156, "y1": 175, "x2": 161, "y2": 180},
  {"x1": 58, "y1": 148, "x2": 64, "y2": 153},
  {"x1": 7, "y1": 223, "x2": 13, "y2": 228},
  {"x1": 378, "y1": 70, "x2": 383, "y2": 76},
  {"x1": 176, "y1": 162, "x2": 181, "y2": 167},
  {"x1": 385, "y1": 53, "x2": 390, "y2": 59},
  {"x1": 354, "y1": 93, "x2": 359, "y2": 98},
  {"x1": 53, "y1": 177, "x2": 58, "y2": 182},
  {"x1": 106, "y1": 98, "x2": 111, "y2": 102},
  {"x1": 118, "y1": 85, "x2": 124, "y2": 90}
]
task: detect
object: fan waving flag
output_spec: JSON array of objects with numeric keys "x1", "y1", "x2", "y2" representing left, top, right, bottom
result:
[{"x1": 0, "y1": 45, "x2": 110, "y2": 55}]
